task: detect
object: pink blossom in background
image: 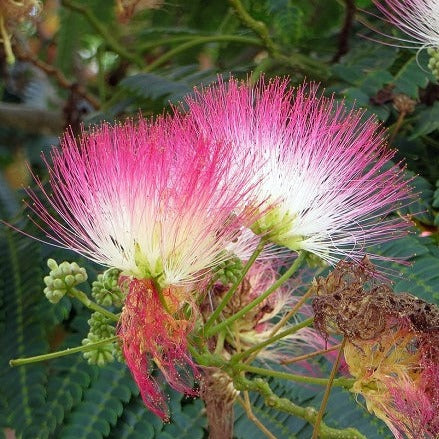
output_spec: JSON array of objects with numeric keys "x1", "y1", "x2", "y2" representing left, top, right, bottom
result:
[
  {"x1": 373, "y1": 0, "x2": 439, "y2": 48},
  {"x1": 26, "y1": 116, "x2": 261, "y2": 287},
  {"x1": 344, "y1": 324, "x2": 439, "y2": 439},
  {"x1": 184, "y1": 77, "x2": 412, "y2": 264}
]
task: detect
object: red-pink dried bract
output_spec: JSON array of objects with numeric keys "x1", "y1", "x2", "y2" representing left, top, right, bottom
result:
[{"x1": 118, "y1": 277, "x2": 199, "y2": 420}]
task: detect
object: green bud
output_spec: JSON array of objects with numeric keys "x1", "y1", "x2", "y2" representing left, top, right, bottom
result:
[
  {"x1": 91, "y1": 268, "x2": 123, "y2": 308},
  {"x1": 88, "y1": 312, "x2": 115, "y2": 339},
  {"x1": 47, "y1": 259, "x2": 58, "y2": 271},
  {"x1": 112, "y1": 342, "x2": 124, "y2": 363},
  {"x1": 251, "y1": 206, "x2": 303, "y2": 249},
  {"x1": 43, "y1": 258, "x2": 88, "y2": 304},
  {"x1": 64, "y1": 274, "x2": 75, "y2": 287},
  {"x1": 82, "y1": 333, "x2": 115, "y2": 366},
  {"x1": 53, "y1": 278, "x2": 64, "y2": 289},
  {"x1": 427, "y1": 47, "x2": 439, "y2": 80},
  {"x1": 214, "y1": 254, "x2": 244, "y2": 285}
]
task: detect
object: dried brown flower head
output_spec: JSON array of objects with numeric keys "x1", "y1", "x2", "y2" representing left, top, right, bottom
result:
[
  {"x1": 312, "y1": 257, "x2": 439, "y2": 341},
  {"x1": 312, "y1": 258, "x2": 439, "y2": 438}
]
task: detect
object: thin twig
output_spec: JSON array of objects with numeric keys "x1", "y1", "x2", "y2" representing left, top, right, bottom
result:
[
  {"x1": 332, "y1": 0, "x2": 356, "y2": 62},
  {"x1": 388, "y1": 110, "x2": 406, "y2": 145},
  {"x1": 237, "y1": 393, "x2": 276, "y2": 439},
  {"x1": 228, "y1": 0, "x2": 277, "y2": 55},
  {"x1": 0, "y1": 102, "x2": 63, "y2": 135},
  {"x1": 61, "y1": 0, "x2": 143, "y2": 67},
  {"x1": 14, "y1": 45, "x2": 100, "y2": 109},
  {"x1": 10, "y1": 336, "x2": 119, "y2": 366},
  {"x1": 234, "y1": 375, "x2": 365, "y2": 439},
  {"x1": 235, "y1": 363, "x2": 354, "y2": 389},
  {"x1": 206, "y1": 252, "x2": 306, "y2": 337},
  {"x1": 204, "y1": 239, "x2": 266, "y2": 334},
  {"x1": 269, "y1": 287, "x2": 314, "y2": 337},
  {"x1": 280, "y1": 343, "x2": 342, "y2": 365},
  {"x1": 231, "y1": 317, "x2": 314, "y2": 363},
  {"x1": 312, "y1": 339, "x2": 346, "y2": 439},
  {"x1": 144, "y1": 34, "x2": 263, "y2": 72}
]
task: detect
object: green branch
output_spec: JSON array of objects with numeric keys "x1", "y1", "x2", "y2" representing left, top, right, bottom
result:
[
  {"x1": 228, "y1": 0, "x2": 277, "y2": 55},
  {"x1": 204, "y1": 238, "x2": 266, "y2": 333},
  {"x1": 235, "y1": 364, "x2": 354, "y2": 389},
  {"x1": 10, "y1": 336, "x2": 119, "y2": 367},
  {"x1": 231, "y1": 317, "x2": 314, "y2": 363},
  {"x1": 61, "y1": 0, "x2": 143, "y2": 67},
  {"x1": 144, "y1": 34, "x2": 264, "y2": 72},
  {"x1": 234, "y1": 376, "x2": 366, "y2": 439},
  {"x1": 139, "y1": 34, "x2": 261, "y2": 52},
  {"x1": 205, "y1": 252, "x2": 306, "y2": 337},
  {"x1": 69, "y1": 288, "x2": 119, "y2": 322},
  {"x1": 188, "y1": 346, "x2": 354, "y2": 389}
]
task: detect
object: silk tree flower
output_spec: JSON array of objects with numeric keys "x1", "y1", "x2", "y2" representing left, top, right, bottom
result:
[
  {"x1": 183, "y1": 78, "x2": 412, "y2": 264},
  {"x1": 26, "y1": 117, "x2": 260, "y2": 287},
  {"x1": 373, "y1": 0, "x2": 439, "y2": 48},
  {"x1": 25, "y1": 116, "x2": 263, "y2": 419}
]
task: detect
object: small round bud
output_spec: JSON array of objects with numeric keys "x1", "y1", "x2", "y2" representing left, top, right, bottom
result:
[
  {"x1": 47, "y1": 259, "x2": 58, "y2": 271},
  {"x1": 43, "y1": 276, "x2": 53, "y2": 286},
  {"x1": 43, "y1": 259, "x2": 88, "y2": 304},
  {"x1": 428, "y1": 47, "x2": 439, "y2": 80},
  {"x1": 88, "y1": 312, "x2": 115, "y2": 339},
  {"x1": 91, "y1": 268, "x2": 123, "y2": 307},
  {"x1": 64, "y1": 274, "x2": 75, "y2": 287},
  {"x1": 53, "y1": 278, "x2": 64, "y2": 289},
  {"x1": 82, "y1": 333, "x2": 115, "y2": 366},
  {"x1": 214, "y1": 255, "x2": 244, "y2": 285}
]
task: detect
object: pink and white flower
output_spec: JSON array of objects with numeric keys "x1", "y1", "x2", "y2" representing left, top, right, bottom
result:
[
  {"x1": 373, "y1": 0, "x2": 439, "y2": 48},
  {"x1": 184, "y1": 78, "x2": 412, "y2": 264},
  {"x1": 25, "y1": 115, "x2": 266, "y2": 418},
  {"x1": 26, "y1": 116, "x2": 260, "y2": 287}
]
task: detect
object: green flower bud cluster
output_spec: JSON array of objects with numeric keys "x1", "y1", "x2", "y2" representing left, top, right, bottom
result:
[
  {"x1": 88, "y1": 312, "x2": 115, "y2": 339},
  {"x1": 427, "y1": 47, "x2": 439, "y2": 79},
  {"x1": 82, "y1": 312, "x2": 123, "y2": 365},
  {"x1": 91, "y1": 268, "x2": 123, "y2": 308},
  {"x1": 43, "y1": 259, "x2": 88, "y2": 304},
  {"x1": 112, "y1": 342, "x2": 124, "y2": 363},
  {"x1": 82, "y1": 333, "x2": 115, "y2": 366},
  {"x1": 215, "y1": 255, "x2": 243, "y2": 285}
]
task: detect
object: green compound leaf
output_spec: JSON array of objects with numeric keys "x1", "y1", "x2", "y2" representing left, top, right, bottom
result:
[
  {"x1": 119, "y1": 67, "x2": 217, "y2": 105},
  {"x1": 393, "y1": 53, "x2": 434, "y2": 99},
  {"x1": 109, "y1": 387, "x2": 206, "y2": 439},
  {"x1": 57, "y1": 362, "x2": 137, "y2": 439},
  {"x1": 433, "y1": 180, "x2": 439, "y2": 209},
  {"x1": 34, "y1": 340, "x2": 95, "y2": 437},
  {"x1": 409, "y1": 101, "x2": 439, "y2": 139},
  {"x1": 108, "y1": 396, "x2": 160, "y2": 439},
  {"x1": 399, "y1": 172, "x2": 435, "y2": 225},
  {"x1": 0, "y1": 226, "x2": 48, "y2": 438},
  {"x1": 372, "y1": 235, "x2": 439, "y2": 304},
  {"x1": 160, "y1": 398, "x2": 206, "y2": 439},
  {"x1": 433, "y1": 179, "x2": 439, "y2": 226}
]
